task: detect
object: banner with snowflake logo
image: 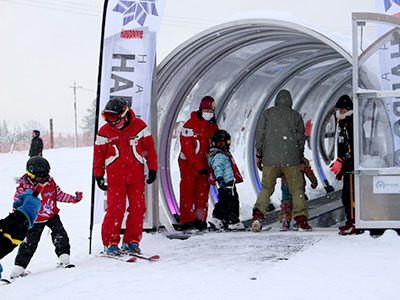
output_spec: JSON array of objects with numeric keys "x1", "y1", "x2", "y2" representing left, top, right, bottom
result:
[
  {"x1": 98, "y1": 0, "x2": 165, "y2": 126},
  {"x1": 92, "y1": 0, "x2": 166, "y2": 226}
]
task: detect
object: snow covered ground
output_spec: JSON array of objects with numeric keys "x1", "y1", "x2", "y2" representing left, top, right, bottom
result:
[{"x1": 0, "y1": 147, "x2": 399, "y2": 300}]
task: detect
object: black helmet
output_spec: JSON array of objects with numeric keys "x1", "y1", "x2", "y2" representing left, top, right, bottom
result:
[
  {"x1": 335, "y1": 95, "x2": 353, "y2": 110},
  {"x1": 33, "y1": 130, "x2": 40, "y2": 137},
  {"x1": 26, "y1": 156, "x2": 50, "y2": 183},
  {"x1": 102, "y1": 98, "x2": 129, "y2": 123},
  {"x1": 211, "y1": 130, "x2": 231, "y2": 151}
]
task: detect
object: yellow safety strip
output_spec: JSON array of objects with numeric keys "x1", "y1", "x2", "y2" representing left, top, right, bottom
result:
[
  {"x1": 26, "y1": 169, "x2": 36, "y2": 179},
  {"x1": 0, "y1": 230, "x2": 23, "y2": 246}
]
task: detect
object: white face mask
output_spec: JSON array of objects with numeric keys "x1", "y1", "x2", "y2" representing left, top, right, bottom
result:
[
  {"x1": 336, "y1": 110, "x2": 345, "y2": 120},
  {"x1": 202, "y1": 112, "x2": 214, "y2": 121}
]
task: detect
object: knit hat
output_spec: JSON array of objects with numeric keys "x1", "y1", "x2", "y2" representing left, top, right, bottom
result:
[
  {"x1": 33, "y1": 130, "x2": 40, "y2": 137},
  {"x1": 335, "y1": 95, "x2": 353, "y2": 110},
  {"x1": 199, "y1": 96, "x2": 216, "y2": 110}
]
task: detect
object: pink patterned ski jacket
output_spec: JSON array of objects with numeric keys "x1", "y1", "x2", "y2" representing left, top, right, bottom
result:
[{"x1": 14, "y1": 174, "x2": 77, "y2": 223}]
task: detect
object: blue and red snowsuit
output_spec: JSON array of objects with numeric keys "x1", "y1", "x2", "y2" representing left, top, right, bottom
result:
[
  {"x1": 207, "y1": 147, "x2": 243, "y2": 225},
  {"x1": 178, "y1": 111, "x2": 218, "y2": 224},
  {"x1": 93, "y1": 109, "x2": 158, "y2": 246}
]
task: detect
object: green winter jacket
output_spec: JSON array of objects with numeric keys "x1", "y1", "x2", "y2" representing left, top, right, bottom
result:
[{"x1": 255, "y1": 90, "x2": 305, "y2": 166}]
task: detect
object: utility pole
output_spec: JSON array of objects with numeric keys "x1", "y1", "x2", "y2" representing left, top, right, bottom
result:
[{"x1": 69, "y1": 81, "x2": 82, "y2": 147}]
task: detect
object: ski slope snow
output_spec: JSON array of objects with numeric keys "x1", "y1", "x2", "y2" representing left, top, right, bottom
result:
[{"x1": 0, "y1": 147, "x2": 399, "y2": 300}]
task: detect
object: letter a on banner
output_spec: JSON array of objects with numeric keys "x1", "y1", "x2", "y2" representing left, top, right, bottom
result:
[{"x1": 89, "y1": 0, "x2": 165, "y2": 253}]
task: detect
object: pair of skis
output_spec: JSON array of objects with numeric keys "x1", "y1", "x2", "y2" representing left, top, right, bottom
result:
[
  {"x1": 98, "y1": 252, "x2": 160, "y2": 263},
  {"x1": 0, "y1": 263, "x2": 76, "y2": 285},
  {"x1": 0, "y1": 271, "x2": 31, "y2": 285}
]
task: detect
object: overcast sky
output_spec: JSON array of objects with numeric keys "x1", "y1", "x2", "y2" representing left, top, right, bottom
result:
[{"x1": 0, "y1": 0, "x2": 375, "y2": 134}]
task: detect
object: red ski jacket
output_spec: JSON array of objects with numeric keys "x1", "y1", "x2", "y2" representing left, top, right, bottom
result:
[
  {"x1": 179, "y1": 111, "x2": 218, "y2": 177},
  {"x1": 93, "y1": 109, "x2": 158, "y2": 185},
  {"x1": 14, "y1": 175, "x2": 77, "y2": 223}
]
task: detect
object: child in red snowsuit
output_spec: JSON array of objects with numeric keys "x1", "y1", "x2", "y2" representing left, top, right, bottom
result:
[
  {"x1": 279, "y1": 157, "x2": 318, "y2": 230},
  {"x1": 10, "y1": 156, "x2": 82, "y2": 278}
]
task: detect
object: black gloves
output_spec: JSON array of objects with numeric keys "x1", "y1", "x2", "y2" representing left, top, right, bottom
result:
[
  {"x1": 146, "y1": 170, "x2": 157, "y2": 184},
  {"x1": 96, "y1": 171, "x2": 157, "y2": 188},
  {"x1": 198, "y1": 168, "x2": 208, "y2": 176},
  {"x1": 95, "y1": 177, "x2": 108, "y2": 191},
  {"x1": 216, "y1": 177, "x2": 226, "y2": 190}
]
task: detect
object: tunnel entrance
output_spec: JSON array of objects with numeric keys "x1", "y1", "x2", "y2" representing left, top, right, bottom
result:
[{"x1": 154, "y1": 18, "x2": 371, "y2": 226}]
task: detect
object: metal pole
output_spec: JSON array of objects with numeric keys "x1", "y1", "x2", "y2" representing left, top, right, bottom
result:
[
  {"x1": 73, "y1": 82, "x2": 78, "y2": 148},
  {"x1": 69, "y1": 81, "x2": 82, "y2": 148},
  {"x1": 90, "y1": 0, "x2": 109, "y2": 254},
  {"x1": 150, "y1": 56, "x2": 160, "y2": 230}
]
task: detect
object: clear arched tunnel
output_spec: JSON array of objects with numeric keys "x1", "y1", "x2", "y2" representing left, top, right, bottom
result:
[{"x1": 155, "y1": 18, "x2": 368, "y2": 224}]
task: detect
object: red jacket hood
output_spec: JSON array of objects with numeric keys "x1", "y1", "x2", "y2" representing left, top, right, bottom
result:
[{"x1": 190, "y1": 111, "x2": 199, "y2": 120}]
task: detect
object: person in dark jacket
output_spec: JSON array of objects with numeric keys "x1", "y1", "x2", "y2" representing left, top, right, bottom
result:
[
  {"x1": 252, "y1": 89, "x2": 311, "y2": 232},
  {"x1": 0, "y1": 189, "x2": 41, "y2": 279},
  {"x1": 29, "y1": 130, "x2": 43, "y2": 157},
  {"x1": 330, "y1": 95, "x2": 355, "y2": 235}
]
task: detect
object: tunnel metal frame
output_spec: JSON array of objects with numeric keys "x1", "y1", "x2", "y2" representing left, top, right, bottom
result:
[
  {"x1": 153, "y1": 18, "x2": 355, "y2": 227},
  {"x1": 352, "y1": 13, "x2": 400, "y2": 229}
]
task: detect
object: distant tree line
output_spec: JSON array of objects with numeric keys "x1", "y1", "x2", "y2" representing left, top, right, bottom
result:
[
  {"x1": 80, "y1": 98, "x2": 96, "y2": 134},
  {"x1": 0, "y1": 99, "x2": 97, "y2": 153},
  {"x1": 0, "y1": 120, "x2": 46, "y2": 144}
]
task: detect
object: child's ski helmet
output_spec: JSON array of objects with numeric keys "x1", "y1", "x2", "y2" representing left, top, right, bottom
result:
[
  {"x1": 26, "y1": 156, "x2": 50, "y2": 183},
  {"x1": 211, "y1": 130, "x2": 231, "y2": 151}
]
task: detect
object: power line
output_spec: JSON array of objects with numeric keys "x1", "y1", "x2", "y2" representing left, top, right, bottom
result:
[
  {"x1": 0, "y1": 0, "x2": 101, "y2": 16},
  {"x1": 81, "y1": 87, "x2": 97, "y2": 93},
  {"x1": 43, "y1": 0, "x2": 102, "y2": 9},
  {"x1": 1, "y1": 0, "x2": 102, "y2": 11},
  {"x1": 26, "y1": 0, "x2": 102, "y2": 11}
]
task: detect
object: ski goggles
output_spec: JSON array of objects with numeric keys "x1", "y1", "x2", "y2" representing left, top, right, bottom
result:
[
  {"x1": 102, "y1": 105, "x2": 129, "y2": 123},
  {"x1": 213, "y1": 139, "x2": 230, "y2": 147},
  {"x1": 27, "y1": 170, "x2": 50, "y2": 183}
]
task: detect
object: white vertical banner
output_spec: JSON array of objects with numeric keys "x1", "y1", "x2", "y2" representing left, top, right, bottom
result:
[
  {"x1": 375, "y1": 0, "x2": 400, "y2": 165},
  {"x1": 93, "y1": 0, "x2": 166, "y2": 224}
]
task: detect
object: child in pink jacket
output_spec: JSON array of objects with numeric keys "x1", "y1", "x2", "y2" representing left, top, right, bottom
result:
[{"x1": 9, "y1": 156, "x2": 82, "y2": 278}]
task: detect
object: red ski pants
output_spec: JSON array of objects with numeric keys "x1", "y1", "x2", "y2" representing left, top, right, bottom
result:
[
  {"x1": 101, "y1": 183, "x2": 146, "y2": 246},
  {"x1": 179, "y1": 174, "x2": 210, "y2": 223}
]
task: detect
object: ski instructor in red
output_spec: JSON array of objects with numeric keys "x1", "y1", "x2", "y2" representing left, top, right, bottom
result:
[
  {"x1": 93, "y1": 98, "x2": 158, "y2": 256},
  {"x1": 178, "y1": 96, "x2": 219, "y2": 231}
]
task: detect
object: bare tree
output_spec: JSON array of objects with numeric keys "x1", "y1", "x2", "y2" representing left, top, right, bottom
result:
[
  {"x1": 0, "y1": 120, "x2": 10, "y2": 143},
  {"x1": 19, "y1": 120, "x2": 47, "y2": 143},
  {"x1": 81, "y1": 98, "x2": 96, "y2": 134}
]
